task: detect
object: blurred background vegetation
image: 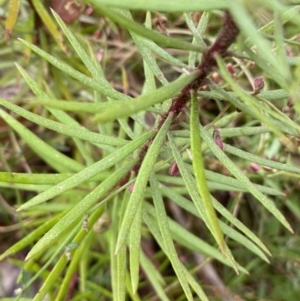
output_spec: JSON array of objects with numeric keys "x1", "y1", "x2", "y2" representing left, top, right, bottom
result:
[{"x1": 1, "y1": 0, "x2": 300, "y2": 300}]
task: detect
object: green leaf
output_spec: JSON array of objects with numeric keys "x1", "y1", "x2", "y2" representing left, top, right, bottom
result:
[
  {"x1": 215, "y1": 57, "x2": 296, "y2": 143},
  {"x1": 21, "y1": 223, "x2": 81, "y2": 301},
  {"x1": 30, "y1": 0, "x2": 66, "y2": 52},
  {"x1": 209, "y1": 81, "x2": 299, "y2": 138},
  {"x1": 111, "y1": 194, "x2": 127, "y2": 301},
  {"x1": 140, "y1": 251, "x2": 170, "y2": 301},
  {"x1": 173, "y1": 126, "x2": 271, "y2": 139},
  {"x1": 198, "y1": 89, "x2": 290, "y2": 102},
  {"x1": 25, "y1": 164, "x2": 132, "y2": 260},
  {"x1": 161, "y1": 186, "x2": 271, "y2": 257},
  {"x1": 167, "y1": 217, "x2": 248, "y2": 274},
  {"x1": 30, "y1": 206, "x2": 105, "y2": 301},
  {"x1": 203, "y1": 169, "x2": 283, "y2": 196},
  {"x1": 244, "y1": 48, "x2": 289, "y2": 90},
  {"x1": 44, "y1": 12, "x2": 139, "y2": 138},
  {"x1": 224, "y1": 144, "x2": 300, "y2": 174},
  {"x1": 248, "y1": 5, "x2": 300, "y2": 44},
  {"x1": 116, "y1": 245, "x2": 127, "y2": 301},
  {"x1": 17, "y1": 131, "x2": 153, "y2": 211},
  {"x1": 5, "y1": 0, "x2": 21, "y2": 38},
  {"x1": 168, "y1": 134, "x2": 239, "y2": 273},
  {"x1": 188, "y1": 11, "x2": 210, "y2": 68},
  {"x1": 0, "y1": 172, "x2": 111, "y2": 185},
  {"x1": 150, "y1": 174, "x2": 193, "y2": 301},
  {"x1": 199, "y1": 124, "x2": 293, "y2": 233},
  {"x1": 221, "y1": 223, "x2": 269, "y2": 263},
  {"x1": 0, "y1": 213, "x2": 63, "y2": 260},
  {"x1": 15, "y1": 64, "x2": 94, "y2": 165},
  {"x1": 54, "y1": 229, "x2": 95, "y2": 301},
  {"x1": 0, "y1": 97, "x2": 127, "y2": 147},
  {"x1": 229, "y1": 0, "x2": 290, "y2": 82},
  {"x1": 115, "y1": 115, "x2": 173, "y2": 253},
  {"x1": 114, "y1": 10, "x2": 170, "y2": 86},
  {"x1": 143, "y1": 209, "x2": 214, "y2": 300},
  {"x1": 0, "y1": 108, "x2": 83, "y2": 173},
  {"x1": 85, "y1": 0, "x2": 228, "y2": 12},
  {"x1": 142, "y1": 37, "x2": 187, "y2": 69},
  {"x1": 18, "y1": 38, "x2": 126, "y2": 100},
  {"x1": 93, "y1": 72, "x2": 198, "y2": 122},
  {"x1": 167, "y1": 137, "x2": 270, "y2": 256},
  {"x1": 183, "y1": 271, "x2": 210, "y2": 301},
  {"x1": 85, "y1": 3, "x2": 205, "y2": 51},
  {"x1": 29, "y1": 98, "x2": 108, "y2": 113},
  {"x1": 129, "y1": 201, "x2": 142, "y2": 294},
  {"x1": 157, "y1": 171, "x2": 283, "y2": 196},
  {"x1": 190, "y1": 90, "x2": 225, "y2": 254},
  {"x1": 50, "y1": 9, "x2": 124, "y2": 100}
]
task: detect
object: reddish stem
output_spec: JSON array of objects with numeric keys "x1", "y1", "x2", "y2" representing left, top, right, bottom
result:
[{"x1": 129, "y1": 11, "x2": 239, "y2": 178}]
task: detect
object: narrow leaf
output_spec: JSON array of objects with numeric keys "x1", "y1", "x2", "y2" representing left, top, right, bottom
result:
[
  {"x1": 5, "y1": 0, "x2": 20, "y2": 38},
  {"x1": 229, "y1": 0, "x2": 289, "y2": 81},
  {"x1": 30, "y1": 0, "x2": 66, "y2": 52},
  {"x1": 17, "y1": 131, "x2": 153, "y2": 211},
  {"x1": 143, "y1": 209, "x2": 217, "y2": 299},
  {"x1": 115, "y1": 115, "x2": 173, "y2": 253},
  {"x1": 25, "y1": 164, "x2": 132, "y2": 260},
  {"x1": 129, "y1": 202, "x2": 142, "y2": 294},
  {"x1": 0, "y1": 213, "x2": 63, "y2": 260},
  {"x1": 224, "y1": 144, "x2": 300, "y2": 174},
  {"x1": 150, "y1": 174, "x2": 193, "y2": 301},
  {"x1": 93, "y1": 72, "x2": 198, "y2": 122},
  {"x1": 199, "y1": 125, "x2": 293, "y2": 233},
  {"x1": 0, "y1": 97, "x2": 127, "y2": 147},
  {"x1": 87, "y1": 3, "x2": 205, "y2": 51},
  {"x1": 190, "y1": 90, "x2": 225, "y2": 254},
  {"x1": 140, "y1": 251, "x2": 170, "y2": 301},
  {"x1": 0, "y1": 108, "x2": 83, "y2": 173},
  {"x1": 160, "y1": 186, "x2": 271, "y2": 257},
  {"x1": 85, "y1": 0, "x2": 228, "y2": 12},
  {"x1": 18, "y1": 38, "x2": 125, "y2": 100},
  {"x1": 30, "y1": 206, "x2": 105, "y2": 301}
]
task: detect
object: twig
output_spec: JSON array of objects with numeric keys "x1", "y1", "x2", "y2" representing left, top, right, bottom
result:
[{"x1": 124, "y1": 11, "x2": 240, "y2": 181}]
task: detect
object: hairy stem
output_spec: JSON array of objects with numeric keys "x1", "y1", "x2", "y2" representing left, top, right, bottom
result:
[{"x1": 130, "y1": 11, "x2": 239, "y2": 178}]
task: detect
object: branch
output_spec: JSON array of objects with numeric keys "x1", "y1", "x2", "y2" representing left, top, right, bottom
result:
[{"x1": 128, "y1": 11, "x2": 240, "y2": 178}]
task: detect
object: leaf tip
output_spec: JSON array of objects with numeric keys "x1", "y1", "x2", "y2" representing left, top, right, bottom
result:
[
  {"x1": 0, "y1": 254, "x2": 8, "y2": 262},
  {"x1": 283, "y1": 219, "x2": 294, "y2": 234},
  {"x1": 16, "y1": 206, "x2": 23, "y2": 212},
  {"x1": 288, "y1": 225, "x2": 294, "y2": 234},
  {"x1": 24, "y1": 254, "x2": 32, "y2": 261},
  {"x1": 114, "y1": 242, "x2": 122, "y2": 256}
]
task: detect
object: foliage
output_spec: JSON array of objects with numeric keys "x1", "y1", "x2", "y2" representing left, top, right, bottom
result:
[{"x1": 1, "y1": 0, "x2": 300, "y2": 300}]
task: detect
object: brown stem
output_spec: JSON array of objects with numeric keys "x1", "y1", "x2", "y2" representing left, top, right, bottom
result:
[{"x1": 127, "y1": 11, "x2": 239, "y2": 180}]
